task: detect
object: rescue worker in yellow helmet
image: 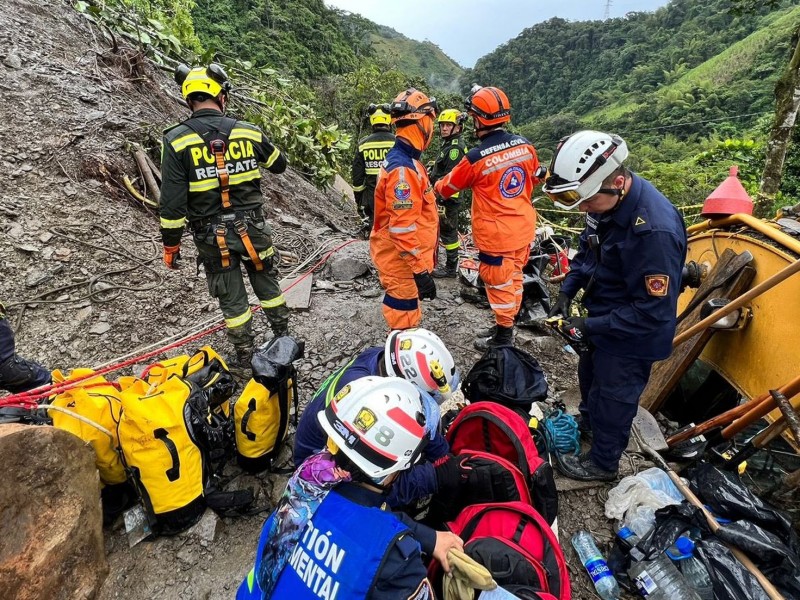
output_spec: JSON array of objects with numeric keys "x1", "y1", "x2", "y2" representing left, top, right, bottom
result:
[
  {"x1": 430, "y1": 109, "x2": 468, "y2": 278},
  {"x1": 160, "y1": 64, "x2": 289, "y2": 371},
  {"x1": 352, "y1": 105, "x2": 395, "y2": 234},
  {"x1": 370, "y1": 89, "x2": 440, "y2": 330}
]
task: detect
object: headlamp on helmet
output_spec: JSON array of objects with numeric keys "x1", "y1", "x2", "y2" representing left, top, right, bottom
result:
[
  {"x1": 366, "y1": 103, "x2": 392, "y2": 127},
  {"x1": 542, "y1": 130, "x2": 628, "y2": 210},
  {"x1": 390, "y1": 89, "x2": 439, "y2": 123}
]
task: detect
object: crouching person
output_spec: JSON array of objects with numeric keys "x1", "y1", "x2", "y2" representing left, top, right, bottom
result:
[{"x1": 237, "y1": 376, "x2": 463, "y2": 600}]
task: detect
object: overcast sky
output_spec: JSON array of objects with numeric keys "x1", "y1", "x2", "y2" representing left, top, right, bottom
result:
[{"x1": 325, "y1": 0, "x2": 671, "y2": 67}]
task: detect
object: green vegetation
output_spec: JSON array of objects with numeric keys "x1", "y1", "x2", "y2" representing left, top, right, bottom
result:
[
  {"x1": 474, "y1": 0, "x2": 800, "y2": 216},
  {"x1": 365, "y1": 24, "x2": 463, "y2": 92}
]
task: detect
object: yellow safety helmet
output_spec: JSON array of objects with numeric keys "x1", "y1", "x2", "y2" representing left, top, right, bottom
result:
[
  {"x1": 367, "y1": 105, "x2": 392, "y2": 127},
  {"x1": 174, "y1": 63, "x2": 231, "y2": 100},
  {"x1": 437, "y1": 109, "x2": 465, "y2": 126}
]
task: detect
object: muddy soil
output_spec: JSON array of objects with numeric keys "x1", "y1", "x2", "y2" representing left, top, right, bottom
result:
[{"x1": 1, "y1": 1, "x2": 640, "y2": 598}]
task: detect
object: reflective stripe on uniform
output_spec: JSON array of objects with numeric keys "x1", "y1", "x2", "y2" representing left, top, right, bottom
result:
[
  {"x1": 389, "y1": 224, "x2": 417, "y2": 234},
  {"x1": 490, "y1": 301, "x2": 517, "y2": 310},
  {"x1": 443, "y1": 240, "x2": 460, "y2": 251},
  {"x1": 246, "y1": 568, "x2": 255, "y2": 593},
  {"x1": 359, "y1": 141, "x2": 394, "y2": 151},
  {"x1": 257, "y1": 247, "x2": 275, "y2": 260},
  {"x1": 486, "y1": 279, "x2": 514, "y2": 290},
  {"x1": 260, "y1": 295, "x2": 286, "y2": 309},
  {"x1": 231, "y1": 128, "x2": 262, "y2": 143},
  {"x1": 170, "y1": 132, "x2": 204, "y2": 152},
  {"x1": 261, "y1": 147, "x2": 281, "y2": 169},
  {"x1": 160, "y1": 217, "x2": 186, "y2": 229},
  {"x1": 352, "y1": 183, "x2": 366, "y2": 192},
  {"x1": 225, "y1": 309, "x2": 253, "y2": 329},
  {"x1": 190, "y1": 179, "x2": 220, "y2": 192},
  {"x1": 481, "y1": 154, "x2": 532, "y2": 176},
  {"x1": 229, "y1": 170, "x2": 261, "y2": 185}
]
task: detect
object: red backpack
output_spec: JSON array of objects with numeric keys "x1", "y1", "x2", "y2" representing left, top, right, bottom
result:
[
  {"x1": 447, "y1": 402, "x2": 558, "y2": 525},
  {"x1": 430, "y1": 501, "x2": 571, "y2": 600}
]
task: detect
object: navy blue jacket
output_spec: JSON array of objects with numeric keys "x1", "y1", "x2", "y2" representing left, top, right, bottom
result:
[
  {"x1": 237, "y1": 483, "x2": 431, "y2": 600},
  {"x1": 560, "y1": 174, "x2": 687, "y2": 360},
  {"x1": 293, "y1": 347, "x2": 449, "y2": 508}
]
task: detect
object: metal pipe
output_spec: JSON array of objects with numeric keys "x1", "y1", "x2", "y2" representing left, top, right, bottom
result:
[
  {"x1": 687, "y1": 213, "x2": 800, "y2": 255},
  {"x1": 673, "y1": 256, "x2": 800, "y2": 347}
]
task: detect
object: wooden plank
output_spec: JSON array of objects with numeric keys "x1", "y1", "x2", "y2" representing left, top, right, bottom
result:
[
  {"x1": 640, "y1": 250, "x2": 756, "y2": 413},
  {"x1": 280, "y1": 274, "x2": 313, "y2": 310}
]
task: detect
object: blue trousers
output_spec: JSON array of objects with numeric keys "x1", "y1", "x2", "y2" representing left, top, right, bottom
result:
[{"x1": 578, "y1": 349, "x2": 654, "y2": 471}]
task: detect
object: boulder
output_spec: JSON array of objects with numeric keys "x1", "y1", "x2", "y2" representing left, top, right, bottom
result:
[
  {"x1": 327, "y1": 257, "x2": 370, "y2": 281},
  {"x1": 0, "y1": 424, "x2": 107, "y2": 600}
]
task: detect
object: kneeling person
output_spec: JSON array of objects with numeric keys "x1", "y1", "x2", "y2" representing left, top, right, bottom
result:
[
  {"x1": 238, "y1": 376, "x2": 463, "y2": 600},
  {"x1": 294, "y1": 328, "x2": 464, "y2": 508}
]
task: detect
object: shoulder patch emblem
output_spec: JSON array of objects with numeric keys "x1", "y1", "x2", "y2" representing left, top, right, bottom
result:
[
  {"x1": 448, "y1": 148, "x2": 460, "y2": 161},
  {"x1": 499, "y1": 166, "x2": 526, "y2": 199},
  {"x1": 645, "y1": 275, "x2": 669, "y2": 297},
  {"x1": 635, "y1": 216, "x2": 646, "y2": 226},
  {"x1": 394, "y1": 181, "x2": 412, "y2": 201}
]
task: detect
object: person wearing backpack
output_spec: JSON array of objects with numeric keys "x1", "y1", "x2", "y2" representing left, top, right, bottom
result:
[
  {"x1": 294, "y1": 328, "x2": 467, "y2": 508},
  {"x1": 237, "y1": 376, "x2": 464, "y2": 600},
  {"x1": 542, "y1": 131, "x2": 686, "y2": 482},
  {"x1": 160, "y1": 64, "x2": 290, "y2": 373}
]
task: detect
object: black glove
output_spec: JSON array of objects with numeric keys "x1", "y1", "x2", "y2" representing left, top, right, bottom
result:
[
  {"x1": 547, "y1": 292, "x2": 571, "y2": 317},
  {"x1": 558, "y1": 316, "x2": 586, "y2": 344},
  {"x1": 434, "y1": 454, "x2": 472, "y2": 493},
  {"x1": 414, "y1": 271, "x2": 437, "y2": 300}
]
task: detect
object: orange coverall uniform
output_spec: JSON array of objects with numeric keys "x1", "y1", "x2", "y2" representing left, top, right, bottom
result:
[
  {"x1": 435, "y1": 129, "x2": 541, "y2": 328},
  {"x1": 371, "y1": 138, "x2": 439, "y2": 329}
]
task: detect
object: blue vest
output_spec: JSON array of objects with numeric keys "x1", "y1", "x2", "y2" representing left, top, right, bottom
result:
[{"x1": 237, "y1": 490, "x2": 410, "y2": 600}]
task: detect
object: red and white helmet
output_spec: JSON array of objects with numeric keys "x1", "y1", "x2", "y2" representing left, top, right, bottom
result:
[
  {"x1": 318, "y1": 376, "x2": 428, "y2": 479},
  {"x1": 384, "y1": 328, "x2": 459, "y2": 401}
]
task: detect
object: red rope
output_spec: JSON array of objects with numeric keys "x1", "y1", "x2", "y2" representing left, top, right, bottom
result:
[{"x1": 0, "y1": 239, "x2": 357, "y2": 406}]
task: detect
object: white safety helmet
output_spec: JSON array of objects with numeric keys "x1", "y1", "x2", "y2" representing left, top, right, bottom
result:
[
  {"x1": 384, "y1": 328, "x2": 459, "y2": 402},
  {"x1": 542, "y1": 130, "x2": 628, "y2": 210},
  {"x1": 318, "y1": 376, "x2": 428, "y2": 479}
]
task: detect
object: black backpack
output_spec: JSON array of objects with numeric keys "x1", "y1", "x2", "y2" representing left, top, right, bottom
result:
[{"x1": 462, "y1": 346, "x2": 548, "y2": 416}]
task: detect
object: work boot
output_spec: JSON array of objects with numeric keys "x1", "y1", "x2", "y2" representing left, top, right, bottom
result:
[
  {"x1": 432, "y1": 254, "x2": 459, "y2": 278},
  {"x1": 474, "y1": 324, "x2": 497, "y2": 338},
  {"x1": 0, "y1": 353, "x2": 51, "y2": 394},
  {"x1": 229, "y1": 345, "x2": 254, "y2": 380},
  {"x1": 555, "y1": 452, "x2": 617, "y2": 482},
  {"x1": 473, "y1": 325, "x2": 514, "y2": 351}
]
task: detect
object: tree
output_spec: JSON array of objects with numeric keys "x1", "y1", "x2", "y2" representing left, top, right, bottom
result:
[{"x1": 755, "y1": 24, "x2": 800, "y2": 216}]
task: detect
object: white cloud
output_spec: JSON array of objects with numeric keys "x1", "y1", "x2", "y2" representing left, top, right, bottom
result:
[{"x1": 326, "y1": 0, "x2": 670, "y2": 67}]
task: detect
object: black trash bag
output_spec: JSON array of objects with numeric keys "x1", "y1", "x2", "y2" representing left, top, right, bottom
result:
[
  {"x1": 689, "y1": 462, "x2": 796, "y2": 545},
  {"x1": 462, "y1": 346, "x2": 548, "y2": 415},
  {"x1": 716, "y1": 521, "x2": 800, "y2": 598},
  {"x1": 695, "y1": 537, "x2": 771, "y2": 600},
  {"x1": 635, "y1": 503, "x2": 708, "y2": 558},
  {"x1": 251, "y1": 335, "x2": 305, "y2": 388}
]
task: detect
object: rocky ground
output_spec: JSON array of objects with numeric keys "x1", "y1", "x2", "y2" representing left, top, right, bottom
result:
[{"x1": 0, "y1": 1, "x2": 643, "y2": 598}]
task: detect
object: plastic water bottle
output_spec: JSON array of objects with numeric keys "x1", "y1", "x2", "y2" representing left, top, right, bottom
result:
[
  {"x1": 571, "y1": 530, "x2": 620, "y2": 600},
  {"x1": 614, "y1": 524, "x2": 645, "y2": 561},
  {"x1": 628, "y1": 552, "x2": 701, "y2": 600},
  {"x1": 667, "y1": 537, "x2": 714, "y2": 600}
]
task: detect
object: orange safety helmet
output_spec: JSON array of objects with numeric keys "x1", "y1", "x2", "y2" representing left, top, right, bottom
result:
[
  {"x1": 464, "y1": 86, "x2": 511, "y2": 128},
  {"x1": 389, "y1": 88, "x2": 439, "y2": 124}
]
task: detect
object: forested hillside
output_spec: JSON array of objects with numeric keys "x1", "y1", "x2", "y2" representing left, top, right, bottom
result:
[
  {"x1": 365, "y1": 23, "x2": 463, "y2": 92},
  {"x1": 466, "y1": 0, "x2": 797, "y2": 138}
]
